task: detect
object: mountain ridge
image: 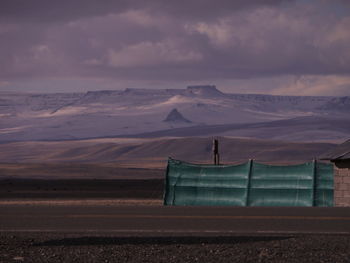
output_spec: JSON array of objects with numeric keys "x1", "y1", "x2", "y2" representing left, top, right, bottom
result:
[{"x1": 0, "y1": 85, "x2": 349, "y2": 142}]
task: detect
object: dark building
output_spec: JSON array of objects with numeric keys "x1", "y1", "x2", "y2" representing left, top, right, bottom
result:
[{"x1": 321, "y1": 139, "x2": 350, "y2": 169}]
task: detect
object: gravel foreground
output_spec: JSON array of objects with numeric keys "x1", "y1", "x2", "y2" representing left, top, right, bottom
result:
[{"x1": 1, "y1": 233, "x2": 350, "y2": 263}]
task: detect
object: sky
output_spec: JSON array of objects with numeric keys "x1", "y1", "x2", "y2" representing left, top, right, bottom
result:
[{"x1": 1, "y1": 0, "x2": 350, "y2": 96}]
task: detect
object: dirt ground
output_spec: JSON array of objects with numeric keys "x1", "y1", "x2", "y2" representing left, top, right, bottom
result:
[
  {"x1": 0, "y1": 178, "x2": 164, "y2": 200},
  {"x1": 0, "y1": 163, "x2": 165, "y2": 179},
  {"x1": 1, "y1": 233, "x2": 350, "y2": 263}
]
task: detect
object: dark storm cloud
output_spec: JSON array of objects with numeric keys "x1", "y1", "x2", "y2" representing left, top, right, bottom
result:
[
  {"x1": 1, "y1": 0, "x2": 350, "y2": 95},
  {"x1": 0, "y1": 0, "x2": 288, "y2": 23},
  {"x1": 0, "y1": 0, "x2": 130, "y2": 23}
]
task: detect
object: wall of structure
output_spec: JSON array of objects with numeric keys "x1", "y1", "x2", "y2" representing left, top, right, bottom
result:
[{"x1": 334, "y1": 167, "x2": 350, "y2": 206}]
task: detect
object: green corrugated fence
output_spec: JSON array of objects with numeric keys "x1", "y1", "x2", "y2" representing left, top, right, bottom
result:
[{"x1": 164, "y1": 158, "x2": 333, "y2": 207}]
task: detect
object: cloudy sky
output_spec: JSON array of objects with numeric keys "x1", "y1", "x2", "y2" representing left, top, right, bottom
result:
[{"x1": 1, "y1": 0, "x2": 350, "y2": 95}]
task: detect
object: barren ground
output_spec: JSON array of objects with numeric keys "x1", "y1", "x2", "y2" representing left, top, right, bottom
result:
[
  {"x1": 1, "y1": 164, "x2": 349, "y2": 262},
  {"x1": 1, "y1": 233, "x2": 350, "y2": 263}
]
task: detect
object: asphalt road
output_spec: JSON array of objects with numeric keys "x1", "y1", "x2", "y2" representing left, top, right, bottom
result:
[{"x1": 1, "y1": 204, "x2": 350, "y2": 235}]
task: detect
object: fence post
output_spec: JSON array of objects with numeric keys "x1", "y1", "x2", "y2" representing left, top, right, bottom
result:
[
  {"x1": 312, "y1": 159, "x2": 317, "y2": 207},
  {"x1": 213, "y1": 138, "x2": 220, "y2": 165},
  {"x1": 246, "y1": 159, "x2": 253, "y2": 206}
]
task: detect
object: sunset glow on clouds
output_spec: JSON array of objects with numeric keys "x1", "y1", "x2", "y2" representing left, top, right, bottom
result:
[{"x1": 0, "y1": 0, "x2": 350, "y2": 95}]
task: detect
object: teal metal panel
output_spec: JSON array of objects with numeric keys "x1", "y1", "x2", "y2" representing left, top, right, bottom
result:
[
  {"x1": 164, "y1": 158, "x2": 334, "y2": 207},
  {"x1": 249, "y1": 162, "x2": 314, "y2": 207},
  {"x1": 164, "y1": 158, "x2": 250, "y2": 206}
]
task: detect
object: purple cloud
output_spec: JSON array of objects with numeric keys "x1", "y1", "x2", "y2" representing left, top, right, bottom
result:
[{"x1": 0, "y1": 0, "x2": 350, "y2": 95}]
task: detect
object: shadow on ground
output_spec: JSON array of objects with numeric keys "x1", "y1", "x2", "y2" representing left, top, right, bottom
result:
[{"x1": 35, "y1": 236, "x2": 291, "y2": 246}]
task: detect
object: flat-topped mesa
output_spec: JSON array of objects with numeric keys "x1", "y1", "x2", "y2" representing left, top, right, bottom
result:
[
  {"x1": 121, "y1": 88, "x2": 181, "y2": 96},
  {"x1": 186, "y1": 85, "x2": 225, "y2": 97},
  {"x1": 318, "y1": 96, "x2": 350, "y2": 111},
  {"x1": 163, "y1": 108, "x2": 192, "y2": 123},
  {"x1": 123, "y1": 88, "x2": 158, "y2": 94},
  {"x1": 79, "y1": 90, "x2": 122, "y2": 104}
]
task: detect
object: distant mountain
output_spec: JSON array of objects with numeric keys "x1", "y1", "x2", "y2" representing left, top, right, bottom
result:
[
  {"x1": 185, "y1": 85, "x2": 225, "y2": 98},
  {"x1": 163, "y1": 108, "x2": 192, "y2": 123},
  {"x1": 0, "y1": 85, "x2": 349, "y2": 142},
  {"x1": 318, "y1": 96, "x2": 350, "y2": 112}
]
